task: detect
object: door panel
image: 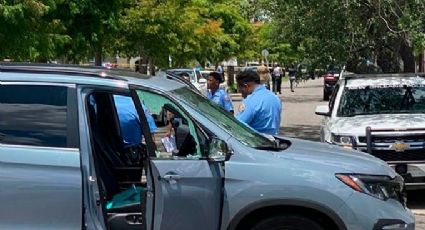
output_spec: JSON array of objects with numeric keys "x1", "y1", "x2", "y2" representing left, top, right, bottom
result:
[
  {"x1": 0, "y1": 146, "x2": 82, "y2": 229},
  {"x1": 149, "y1": 160, "x2": 222, "y2": 230}
]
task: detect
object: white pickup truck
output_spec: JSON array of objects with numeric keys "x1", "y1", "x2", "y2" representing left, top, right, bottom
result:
[{"x1": 316, "y1": 73, "x2": 425, "y2": 190}]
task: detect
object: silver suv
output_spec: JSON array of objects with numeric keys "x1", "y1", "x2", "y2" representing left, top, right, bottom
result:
[{"x1": 0, "y1": 64, "x2": 414, "y2": 230}]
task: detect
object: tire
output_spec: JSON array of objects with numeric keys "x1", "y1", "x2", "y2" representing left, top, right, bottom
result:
[{"x1": 251, "y1": 215, "x2": 324, "y2": 230}]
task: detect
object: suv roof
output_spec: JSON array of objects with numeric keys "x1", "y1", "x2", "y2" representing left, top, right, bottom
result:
[{"x1": 0, "y1": 63, "x2": 187, "y2": 91}]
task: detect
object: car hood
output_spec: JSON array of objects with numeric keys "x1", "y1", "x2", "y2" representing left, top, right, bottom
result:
[
  {"x1": 329, "y1": 114, "x2": 425, "y2": 136},
  {"x1": 274, "y1": 137, "x2": 396, "y2": 177}
]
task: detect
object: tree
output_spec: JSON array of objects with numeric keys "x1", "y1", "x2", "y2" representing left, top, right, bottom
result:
[
  {"x1": 259, "y1": 0, "x2": 425, "y2": 73},
  {"x1": 119, "y1": 0, "x2": 252, "y2": 72},
  {"x1": 0, "y1": 1, "x2": 70, "y2": 61}
]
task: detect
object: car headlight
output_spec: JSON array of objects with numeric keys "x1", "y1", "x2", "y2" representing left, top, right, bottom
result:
[
  {"x1": 336, "y1": 174, "x2": 405, "y2": 203},
  {"x1": 331, "y1": 133, "x2": 354, "y2": 147}
]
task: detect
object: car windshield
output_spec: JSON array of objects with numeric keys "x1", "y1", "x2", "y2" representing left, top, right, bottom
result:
[
  {"x1": 172, "y1": 87, "x2": 275, "y2": 148},
  {"x1": 337, "y1": 85, "x2": 425, "y2": 117}
]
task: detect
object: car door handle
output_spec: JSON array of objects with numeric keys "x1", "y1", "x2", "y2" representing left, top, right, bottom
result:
[
  {"x1": 163, "y1": 174, "x2": 181, "y2": 181},
  {"x1": 162, "y1": 172, "x2": 181, "y2": 184}
]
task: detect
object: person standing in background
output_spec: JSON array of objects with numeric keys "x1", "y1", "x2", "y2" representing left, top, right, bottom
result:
[
  {"x1": 206, "y1": 72, "x2": 234, "y2": 113},
  {"x1": 288, "y1": 64, "x2": 297, "y2": 92},
  {"x1": 257, "y1": 62, "x2": 270, "y2": 90},
  {"x1": 272, "y1": 63, "x2": 284, "y2": 94}
]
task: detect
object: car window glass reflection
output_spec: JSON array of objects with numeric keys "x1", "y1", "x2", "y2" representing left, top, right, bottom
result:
[{"x1": 0, "y1": 85, "x2": 68, "y2": 147}]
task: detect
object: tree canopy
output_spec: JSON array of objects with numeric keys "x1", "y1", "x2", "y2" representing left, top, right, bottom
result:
[{"x1": 1, "y1": 0, "x2": 424, "y2": 73}]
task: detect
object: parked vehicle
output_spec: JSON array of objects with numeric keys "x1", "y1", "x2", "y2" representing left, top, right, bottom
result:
[
  {"x1": 0, "y1": 64, "x2": 414, "y2": 230},
  {"x1": 322, "y1": 66, "x2": 342, "y2": 100},
  {"x1": 166, "y1": 68, "x2": 207, "y2": 94},
  {"x1": 316, "y1": 72, "x2": 425, "y2": 191}
]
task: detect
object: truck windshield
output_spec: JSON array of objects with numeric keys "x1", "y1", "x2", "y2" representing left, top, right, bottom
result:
[
  {"x1": 172, "y1": 88, "x2": 275, "y2": 148},
  {"x1": 337, "y1": 86, "x2": 425, "y2": 117}
]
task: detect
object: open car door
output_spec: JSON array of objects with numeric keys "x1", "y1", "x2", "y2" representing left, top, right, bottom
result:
[
  {"x1": 129, "y1": 86, "x2": 223, "y2": 230},
  {"x1": 148, "y1": 160, "x2": 223, "y2": 230}
]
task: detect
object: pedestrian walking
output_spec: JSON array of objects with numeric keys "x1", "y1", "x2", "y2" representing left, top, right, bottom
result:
[
  {"x1": 236, "y1": 70, "x2": 282, "y2": 135},
  {"x1": 272, "y1": 63, "x2": 284, "y2": 94},
  {"x1": 257, "y1": 62, "x2": 271, "y2": 90},
  {"x1": 206, "y1": 72, "x2": 234, "y2": 113},
  {"x1": 288, "y1": 64, "x2": 297, "y2": 92}
]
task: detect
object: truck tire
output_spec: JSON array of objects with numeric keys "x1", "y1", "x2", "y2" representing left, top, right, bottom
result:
[{"x1": 251, "y1": 215, "x2": 324, "y2": 230}]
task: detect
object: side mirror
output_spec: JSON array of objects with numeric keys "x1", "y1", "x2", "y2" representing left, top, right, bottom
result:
[
  {"x1": 315, "y1": 105, "x2": 330, "y2": 116},
  {"x1": 208, "y1": 138, "x2": 232, "y2": 162}
]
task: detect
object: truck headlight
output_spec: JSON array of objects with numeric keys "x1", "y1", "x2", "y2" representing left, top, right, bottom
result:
[
  {"x1": 331, "y1": 133, "x2": 354, "y2": 147},
  {"x1": 336, "y1": 174, "x2": 405, "y2": 203}
]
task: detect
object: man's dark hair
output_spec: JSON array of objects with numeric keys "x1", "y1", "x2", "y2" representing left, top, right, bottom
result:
[
  {"x1": 209, "y1": 71, "x2": 223, "y2": 83},
  {"x1": 236, "y1": 70, "x2": 260, "y2": 85}
]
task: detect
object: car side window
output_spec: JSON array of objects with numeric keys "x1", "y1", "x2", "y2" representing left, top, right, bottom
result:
[
  {"x1": 0, "y1": 84, "x2": 73, "y2": 148},
  {"x1": 136, "y1": 90, "x2": 206, "y2": 159}
]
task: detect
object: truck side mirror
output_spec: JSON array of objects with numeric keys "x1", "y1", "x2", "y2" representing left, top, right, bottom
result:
[
  {"x1": 315, "y1": 105, "x2": 330, "y2": 116},
  {"x1": 208, "y1": 138, "x2": 232, "y2": 162}
]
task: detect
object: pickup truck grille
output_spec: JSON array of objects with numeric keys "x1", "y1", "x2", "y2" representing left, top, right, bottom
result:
[
  {"x1": 358, "y1": 128, "x2": 425, "y2": 162},
  {"x1": 360, "y1": 149, "x2": 425, "y2": 162},
  {"x1": 358, "y1": 134, "x2": 425, "y2": 144}
]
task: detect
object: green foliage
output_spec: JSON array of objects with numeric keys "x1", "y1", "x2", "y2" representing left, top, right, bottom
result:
[{"x1": 261, "y1": 0, "x2": 425, "y2": 72}]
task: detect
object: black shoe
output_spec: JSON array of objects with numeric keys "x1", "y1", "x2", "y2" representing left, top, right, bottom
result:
[{"x1": 291, "y1": 90, "x2": 294, "y2": 92}]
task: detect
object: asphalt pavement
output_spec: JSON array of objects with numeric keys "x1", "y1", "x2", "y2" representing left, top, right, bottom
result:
[{"x1": 231, "y1": 77, "x2": 425, "y2": 228}]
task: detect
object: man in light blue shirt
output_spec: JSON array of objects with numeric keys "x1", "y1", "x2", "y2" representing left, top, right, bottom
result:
[
  {"x1": 236, "y1": 70, "x2": 282, "y2": 135},
  {"x1": 206, "y1": 72, "x2": 234, "y2": 113},
  {"x1": 113, "y1": 95, "x2": 157, "y2": 148}
]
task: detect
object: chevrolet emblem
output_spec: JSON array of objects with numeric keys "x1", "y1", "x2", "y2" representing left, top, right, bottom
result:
[{"x1": 391, "y1": 141, "x2": 409, "y2": 152}]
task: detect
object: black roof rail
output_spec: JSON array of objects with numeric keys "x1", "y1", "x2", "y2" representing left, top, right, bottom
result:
[{"x1": 0, "y1": 63, "x2": 128, "y2": 81}]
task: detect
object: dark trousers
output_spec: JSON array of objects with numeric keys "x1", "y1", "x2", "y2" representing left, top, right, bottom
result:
[
  {"x1": 272, "y1": 76, "x2": 282, "y2": 93},
  {"x1": 290, "y1": 78, "x2": 296, "y2": 91}
]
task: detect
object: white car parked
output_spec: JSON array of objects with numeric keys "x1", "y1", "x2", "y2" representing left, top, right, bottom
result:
[
  {"x1": 167, "y1": 68, "x2": 207, "y2": 94},
  {"x1": 316, "y1": 73, "x2": 425, "y2": 189}
]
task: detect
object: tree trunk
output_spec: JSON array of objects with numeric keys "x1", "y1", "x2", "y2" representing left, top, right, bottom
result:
[
  {"x1": 149, "y1": 58, "x2": 155, "y2": 76},
  {"x1": 227, "y1": 66, "x2": 235, "y2": 88},
  {"x1": 399, "y1": 41, "x2": 416, "y2": 73},
  {"x1": 419, "y1": 51, "x2": 424, "y2": 73},
  {"x1": 95, "y1": 44, "x2": 102, "y2": 66},
  {"x1": 138, "y1": 46, "x2": 148, "y2": 74}
]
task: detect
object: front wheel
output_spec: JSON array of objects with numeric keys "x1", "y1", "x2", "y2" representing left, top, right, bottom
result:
[{"x1": 251, "y1": 215, "x2": 324, "y2": 230}]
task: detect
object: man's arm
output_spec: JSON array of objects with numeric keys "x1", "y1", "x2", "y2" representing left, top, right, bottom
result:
[
  {"x1": 222, "y1": 93, "x2": 234, "y2": 114},
  {"x1": 236, "y1": 102, "x2": 255, "y2": 125}
]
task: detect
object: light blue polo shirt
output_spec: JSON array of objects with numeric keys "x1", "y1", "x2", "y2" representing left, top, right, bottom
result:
[
  {"x1": 236, "y1": 85, "x2": 282, "y2": 135},
  {"x1": 207, "y1": 88, "x2": 234, "y2": 112}
]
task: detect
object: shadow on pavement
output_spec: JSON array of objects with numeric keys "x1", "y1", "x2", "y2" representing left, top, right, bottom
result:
[
  {"x1": 280, "y1": 125, "x2": 321, "y2": 142},
  {"x1": 407, "y1": 190, "x2": 425, "y2": 210}
]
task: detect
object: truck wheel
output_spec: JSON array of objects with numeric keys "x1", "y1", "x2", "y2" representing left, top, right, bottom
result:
[{"x1": 251, "y1": 215, "x2": 324, "y2": 230}]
